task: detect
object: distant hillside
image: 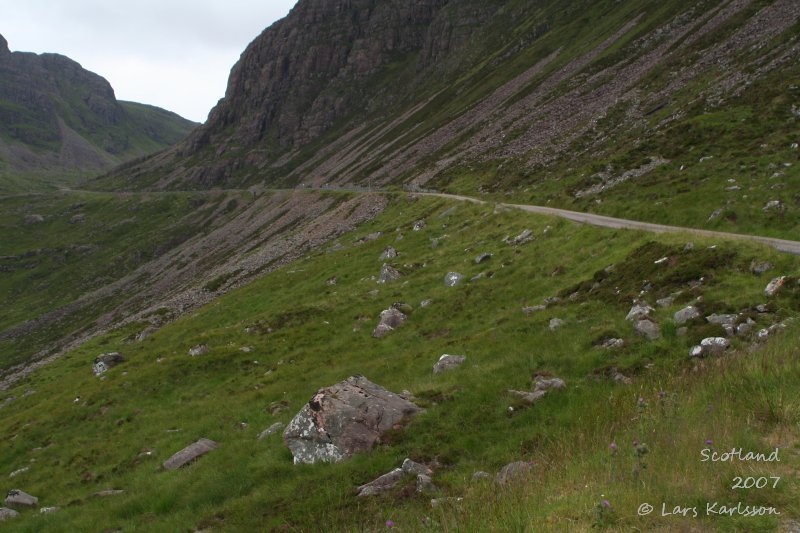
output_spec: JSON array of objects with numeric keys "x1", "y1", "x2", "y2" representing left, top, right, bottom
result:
[
  {"x1": 99, "y1": 0, "x2": 799, "y2": 240},
  {"x1": 0, "y1": 33, "x2": 197, "y2": 191}
]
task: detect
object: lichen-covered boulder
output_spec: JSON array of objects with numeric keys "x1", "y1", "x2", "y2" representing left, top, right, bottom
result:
[{"x1": 284, "y1": 375, "x2": 422, "y2": 464}]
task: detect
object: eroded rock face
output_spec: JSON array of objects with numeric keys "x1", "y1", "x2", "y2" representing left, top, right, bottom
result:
[{"x1": 283, "y1": 375, "x2": 422, "y2": 464}]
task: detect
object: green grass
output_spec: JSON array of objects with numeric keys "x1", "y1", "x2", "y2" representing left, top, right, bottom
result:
[{"x1": 0, "y1": 195, "x2": 797, "y2": 531}]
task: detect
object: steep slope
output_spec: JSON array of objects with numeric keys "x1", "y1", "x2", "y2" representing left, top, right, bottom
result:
[
  {"x1": 0, "y1": 34, "x2": 198, "y2": 191},
  {"x1": 98, "y1": 0, "x2": 799, "y2": 240}
]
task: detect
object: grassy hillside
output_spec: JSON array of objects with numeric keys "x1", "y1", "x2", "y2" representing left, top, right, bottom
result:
[{"x1": 0, "y1": 195, "x2": 797, "y2": 531}]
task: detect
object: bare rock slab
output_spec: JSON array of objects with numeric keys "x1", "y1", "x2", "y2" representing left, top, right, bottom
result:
[
  {"x1": 257, "y1": 422, "x2": 285, "y2": 441},
  {"x1": 4, "y1": 489, "x2": 37, "y2": 508},
  {"x1": 162, "y1": 438, "x2": 218, "y2": 470},
  {"x1": 356, "y1": 468, "x2": 405, "y2": 497},
  {"x1": 283, "y1": 375, "x2": 422, "y2": 464}
]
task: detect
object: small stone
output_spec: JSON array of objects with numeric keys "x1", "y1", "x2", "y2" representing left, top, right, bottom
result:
[
  {"x1": 188, "y1": 344, "x2": 210, "y2": 357},
  {"x1": 93, "y1": 352, "x2": 124, "y2": 376},
  {"x1": 356, "y1": 468, "x2": 405, "y2": 497},
  {"x1": 0, "y1": 507, "x2": 19, "y2": 520},
  {"x1": 416, "y1": 474, "x2": 437, "y2": 494},
  {"x1": 257, "y1": 422, "x2": 285, "y2": 441},
  {"x1": 533, "y1": 377, "x2": 566, "y2": 392},
  {"x1": 39, "y1": 506, "x2": 58, "y2": 514},
  {"x1": 508, "y1": 389, "x2": 547, "y2": 404},
  {"x1": 472, "y1": 471, "x2": 491, "y2": 481},
  {"x1": 598, "y1": 338, "x2": 625, "y2": 349},
  {"x1": 706, "y1": 314, "x2": 737, "y2": 326},
  {"x1": 379, "y1": 247, "x2": 398, "y2": 261},
  {"x1": 4, "y1": 489, "x2": 37, "y2": 508},
  {"x1": 684, "y1": 242, "x2": 695, "y2": 251},
  {"x1": 522, "y1": 305, "x2": 546, "y2": 315},
  {"x1": 764, "y1": 276, "x2": 787, "y2": 297},
  {"x1": 378, "y1": 264, "x2": 402, "y2": 284},
  {"x1": 23, "y1": 214, "x2": 45, "y2": 225},
  {"x1": 674, "y1": 306, "x2": 701, "y2": 324},
  {"x1": 475, "y1": 253, "x2": 493, "y2": 264},
  {"x1": 505, "y1": 229, "x2": 533, "y2": 245},
  {"x1": 763, "y1": 200, "x2": 784, "y2": 212},
  {"x1": 402, "y1": 458, "x2": 433, "y2": 477},
  {"x1": 656, "y1": 296, "x2": 674, "y2": 308},
  {"x1": 736, "y1": 319, "x2": 756, "y2": 337},
  {"x1": 162, "y1": 438, "x2": 218, "y2": 470},
  {"x1": 749, "y1": 260, "x2": 773, "y2": 275},
  {"x1": 420, "y1": 299, "x2": 433, "y2": 308},
  {"x1": 94, "y1": 489, "x2": 125, "y2": 497},
  {"x1": 495, "y1": 461, "x2": 532, "y2": 485},
  {"x1": 413, "y1": 220, "x2": 426, "y2": 231},
  {"x1": 654, "y1": 256, "x2": 669, "y2": 265},
  {"x1": 433, "y1": 354, "x2": 466, "y2": 374},
  {"x1": 549, "y1": 318, "x2": 566, "y2": 331},
  {"x1": 634, "y1": 319, "x2": 661, "y2": 340},
  {"x1": 444, "y1": 272, "x2": 464, "y2": 287},
  {"x1": 689, "y1": 337, "x2": 731, "y2": 358},
  {"x1": 8, "y1": 467, "x2": 29, "y2": 478},
  {"x1": 611, "y1": 369, "x2": 632, "y2": 385},
  {"x1": 431, "y1": 497, "x2": 463, "y2": 508},
  {"x1": 626, "y1": 302, "x2": 654, "y2": 321}
]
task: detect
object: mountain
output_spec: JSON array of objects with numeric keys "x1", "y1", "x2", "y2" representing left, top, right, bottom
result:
[
  {"x1": 99, "y1": 0, "x2": 799, "y2": 242},
  {"x1": 0, "y1": 34, "x2": 198, "y2": 191}
]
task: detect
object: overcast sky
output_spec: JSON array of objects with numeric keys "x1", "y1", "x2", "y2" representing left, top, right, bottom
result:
[{"x1": 2, "y1": 0, "x2": 299, "y2": 123}]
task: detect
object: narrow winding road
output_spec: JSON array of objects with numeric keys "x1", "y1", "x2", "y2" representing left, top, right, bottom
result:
[{"x1": 418, "y1": 192, "x2": 800, "y2": 255}]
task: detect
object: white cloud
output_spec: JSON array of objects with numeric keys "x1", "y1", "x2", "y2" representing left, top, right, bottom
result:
[{"x1": 2, "y1": 0, "x2": 298, "y2": 122}]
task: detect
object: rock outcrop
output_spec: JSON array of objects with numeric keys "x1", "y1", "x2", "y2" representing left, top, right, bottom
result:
[
  {"x1": 162, "y1": 438, "x2": 218, "y2": 470},
  {"x1": 283, "y1": 375, "x2": 422, "y2": 464}
]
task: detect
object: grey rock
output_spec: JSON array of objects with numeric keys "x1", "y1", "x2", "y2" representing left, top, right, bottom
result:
[
  {"x1": 508, "y1": 389, "x2": 547, "y2": 403},
  {"x1": 420, "y1": 299, "x2": 433, "y2": 308},
  {"x1": 684, "y1": 242, "x2": 695, "y2": 251},
  {"x1": 69, "y1": 213, "x2": 85, "y2": 224},
  {"x1": 706, "y1": 314, "x2": 737, "y2": 326},
  {"x1": 0, "y1": 508, "x2": 19, "y2": 521},
  {"x1": 472, "y1": 471, "x2": 491, "y2": 481},
  {"x1": 8, "y1": 467, "x2": 29, "y2": 478},
  {"x1": 689, "y1": 337, "x2": 731, "y2": 358},
  {"x1": 656, "y1": 296, "x2": 674, "y2": 308},
  {"x1": 356, "y1": 468, "x2": 405, "y2": 497},
  {"x1": 470, "y1": 273, "x2": 485, "y2": 282},
  {"x1": 433, "y1": 354, "x2": 466, "y2": 374},
  {"x1": 23, "y1": 214, "x2": 44, "y2": 225},
  {"x1": 357, "y1": 232, "x2": 383, "y2": 244},
  {"x1": 372, "y1": 307, "x2": 407, "y2": 337},
  {"x1": 544, "y1": 296, "x2": 561, "y2": 306},
  {"x1": 598, "y1": 338, "x2": 625, "y2": 349},
  {"x1": 505, "y1": 229, "x2": 533, "y2": 245},
  {"x1": 674, "y1": 306, "x2": 701, "y2": 325},
  {"x1": 413, "y1": 220, "x2": 426, "y2": 231},
  {"x1": 764, "y1": 276, "x2": 787, "y2": 297},
  {"x1": 283, "y1": 375, "x2": 422, "y2": 464},
  {"x1": 610, "y1": 368, "x2": 632, "y2": 385},
  {"x1": 326, "y1": 277, "x2": 337, "y2": 286},
  {"x1": 444, "y1": 272, "x2": 464, "y2": 287},
  {"x1": 533, "y1": 377, "x2": 566, "y2": 392},
  {"x1": 625, "y1": 302, "x2": 653, "y2": 321},
  {"x1": 634, "y1": 319, "x2": 661, "y2": 340},
  {"x1": 475, "y1": 252, "x2": 493, "y2": 264},
  {"x1": 549, "y1": 318, "x2": 566, "y2": 331},
  {"x1": 257, "y1": 422, "x2": 285, "y2": 441},
  {"x1": 707, "y1": 209, "x2": 723, "y2": 221},
  {"x1": 379, "y1": 247, "x2": 398, "y2": 261},
  {"x1": 522, "y1": 305, "x2": 546, "y2": 315},
  {"x1": 94, "y1": 489, "x2": 124, "y2": 497},
  {"x1": 402, "y1": 458, "x2": 433, "y2": 477},
  {"x1": 93, "y1": 352, "x2": 124, "y2": 376},
  {"x1": 188, "y1": 344, "x2": 210, "y2": 357},
  {"x1": 763, "y1": 200, "x2": 784, "y2": 212},
  {"x1": 736, "y1": 319, "x2": 756, "y2": 337},
  {"x1": 757, "y1": 328, "x2": 770, "y2": 341},
  {"x1": 750, "y1": 260, "x2": 773, "y2": 275},
  {"x1": 378, "y1": 263, "x2": 402, "y2": 283},
  {"x1": 39, "y1": 506, "x2": 58, "y2": 514},
  {"x1": 755, "y1": 304, "x2": 769, "y2": 313},
  {"x1": 162, "y1": 438, "x2": 218, "y2": 470},
  {"x1": 496, "y1": 461, "x2": 532, "y2": 485},
  {"x1": 4, "y1": 489, "x2": 37, "y2": 508},
  {"x1": 416, "y1": 474, "x2": 437, "y2": 494}
]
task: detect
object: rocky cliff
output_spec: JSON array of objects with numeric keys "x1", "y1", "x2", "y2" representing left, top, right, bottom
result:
[
  {"x1": 99, "y1": 0, "x2": 800, "y2": 221},
  {"x1": 0, "y1": 34, "x2": 197, "y2": 187}
]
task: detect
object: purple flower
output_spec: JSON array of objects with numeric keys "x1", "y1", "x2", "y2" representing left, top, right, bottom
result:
[
  {"x1": 386, "y1": 519, "x2": 395, "y2": 528},
  {"x1": 658, "y1": 390, "x2": 667, "y2": 399},
  {"x1": 601, "y1": 499, "x2": 612, "y2": 508},
  {"x1": 637, "y1": 397, "x2": 646, "y2": 408},
  {"x1": 609, "y1": 442, "x2": 617, "y2": 452},
  {"x1": 705, "y1": 439, "x2": 713, "y2": 446}
]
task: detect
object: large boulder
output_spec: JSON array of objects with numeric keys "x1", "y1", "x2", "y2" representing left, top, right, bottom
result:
[
  {"x1": 162, "y1": 438, "x2": 218, "y2": 470},
  {"x1": 283, "y1": 375, "x2": 422, "y2": 464}
]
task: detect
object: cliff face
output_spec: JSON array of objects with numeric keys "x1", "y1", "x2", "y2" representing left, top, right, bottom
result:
[
  {"x1": 187, "y1": 0, "x2": 452, "y2": 155},
  {"x1": 0, "y1": 35, "x2": 197, "y2": 185}
]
